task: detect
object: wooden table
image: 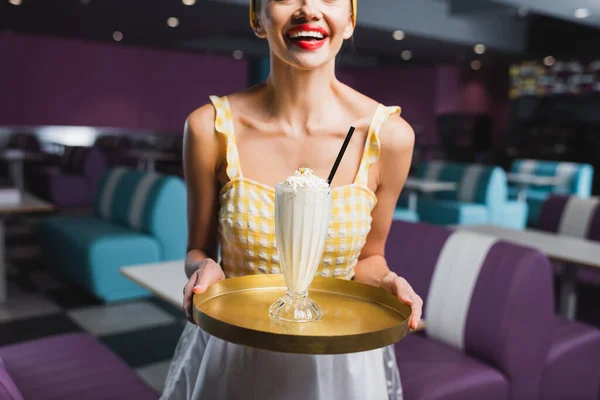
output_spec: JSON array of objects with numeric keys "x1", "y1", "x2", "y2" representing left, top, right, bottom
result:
[
  {"x1": 456, "y1": 224, "x2": 600, "y2": 320},
  {"x1": 403, "y1": 178, "x2": 457, "y2": 213},
  {"x1": 0, "y1": 193, "x2": 54, "y2": 303}
]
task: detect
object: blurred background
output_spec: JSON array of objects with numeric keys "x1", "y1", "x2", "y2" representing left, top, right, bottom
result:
[{"x1": 0, "y1": 1, "x2": 599, "y2": 399}]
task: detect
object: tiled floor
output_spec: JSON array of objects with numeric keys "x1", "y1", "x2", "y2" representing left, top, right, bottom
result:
[
  {"x1": 136, "y1": 361, "x2": 174, "y2": 392},
  {"x1": 0, "y1": 255, "x2": 185, "y2": 394},
  {"x1": 67, "y1": 301, "x2": 177, "y2": 336}
]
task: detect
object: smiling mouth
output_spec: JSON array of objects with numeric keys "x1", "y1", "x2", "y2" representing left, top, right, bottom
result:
[{"x1": 286, "y1": 31, "x2": 327, "y2": 42}]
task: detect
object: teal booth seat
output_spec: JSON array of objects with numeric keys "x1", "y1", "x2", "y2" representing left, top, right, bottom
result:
[
  {"x1": 412, "y1": 161, "x2": 528, "y2": 229},
  {"x1": 509, "y1": 159, "x2": 594, "y2": 226},
  {"x1": 38, "y1": 168, "x2": 187, "y2": 302}
]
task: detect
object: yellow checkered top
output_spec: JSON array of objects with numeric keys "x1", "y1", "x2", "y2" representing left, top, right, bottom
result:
[{"x1": 210, "y1": 95, "x2": 401, "y2": 279}]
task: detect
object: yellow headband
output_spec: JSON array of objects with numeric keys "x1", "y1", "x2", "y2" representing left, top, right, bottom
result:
[{"x1": 249, "y1": 0, "x2": 356, "y2": 30}]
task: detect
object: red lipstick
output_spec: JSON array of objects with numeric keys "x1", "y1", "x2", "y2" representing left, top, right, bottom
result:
[{"x1": 285, "y1": 24, "x2": 329, "y2": 51}]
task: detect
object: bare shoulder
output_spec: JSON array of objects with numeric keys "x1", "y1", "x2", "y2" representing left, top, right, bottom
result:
[
  {"x1": 342, "y1": 86, "x2": 414, "y2": 150},
  {"x1": 336, "y1": 82, "x2": 414, "y2": 149},
  {"x1": 185, "y1": 84, "x2": 263, "y2": 138},
  {"x1": 379, "y1": 113, "x2": 415, "y2": 156},
  {"x1": 376, "y1": 114, "x2": 414, "y2": 188},
  {"x1": 183, "y1": 102, "x2": 224, "y2": 184},
  {"x1": 222, "y1": 84, "x2": 267, "y2": 115},
  {"x1": 185, "y1": 102, "x2": 217, "y2": 144}
]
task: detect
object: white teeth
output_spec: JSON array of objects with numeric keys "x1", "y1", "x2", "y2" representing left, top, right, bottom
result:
[{"x1": 288, "y1": 31, "x2": 325, "y2": 39}]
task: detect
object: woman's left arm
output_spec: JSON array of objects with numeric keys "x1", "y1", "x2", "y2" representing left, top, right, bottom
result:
[{"x1": 353, "y1": 113, "x2": 423, "y2": 330}]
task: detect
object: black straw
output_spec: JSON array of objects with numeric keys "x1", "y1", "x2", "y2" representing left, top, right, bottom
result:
[{"x1": 326, "y1": 126, "x2": 356, "y2": 185}]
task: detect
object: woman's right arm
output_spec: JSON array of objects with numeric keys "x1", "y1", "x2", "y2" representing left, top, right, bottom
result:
[{"x1": 181, "y1": 104, "x2": 226, "y2": 322}]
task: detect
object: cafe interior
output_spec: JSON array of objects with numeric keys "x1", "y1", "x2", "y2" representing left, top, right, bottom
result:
[{"x1": 1, "y1": 0, "x2": 599, "y2": 399}]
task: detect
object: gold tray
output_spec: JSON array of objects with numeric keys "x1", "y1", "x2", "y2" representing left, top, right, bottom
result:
[{"x1": 193, "y1": 274, "x2": 411, "y2": 354}]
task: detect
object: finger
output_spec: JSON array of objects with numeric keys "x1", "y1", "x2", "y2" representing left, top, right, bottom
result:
[
  {"x1": 409, "y1": 296, "x2": 423, "y2": 330},
  {"x1": 193, "y1": 263, "x2": 224, "y2": 294},
  {"x1": 184, "y1": 272, "x2": 200, "y2": 322},
  {"x1": 392, "y1": 279, "x2": 422, "y2": 329},
  {"x1": 193, "y1": 265, "x2": 214, "y2": 294},
  {"x1": 184, "y1": 272, "x2": 198, "y2": 311}
]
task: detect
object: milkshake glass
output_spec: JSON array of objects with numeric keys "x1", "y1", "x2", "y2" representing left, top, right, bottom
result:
[{"x1": 269, "y1": 168, "x2": 332, "y2": 323}]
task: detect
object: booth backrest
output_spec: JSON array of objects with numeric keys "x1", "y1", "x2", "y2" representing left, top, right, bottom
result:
[
  {"x1": 94, "y1": 168, "x2": 187, "y2": 260},
  {"x1": 60, "y1": 146, "x2": 90, "y2": 174},
  {"x1": 386, "y1": 221, "x2": 554, "y2": 400},
  {"x1": 538, "y1": 195, "x2": 600, "y2": 242},
  {"x1": 510, "y1": 159, "x2": 593, "y2": 197},
  {"x1": 414, "y1": 161, "x2": 507, "y2": 206}
]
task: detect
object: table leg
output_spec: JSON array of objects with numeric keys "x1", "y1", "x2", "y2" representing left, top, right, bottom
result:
[
  {"x1": 408, "y1": 192, "x2": 418, "y2": 213},
  {"x1": 560, "y1": 263, "x2": 578, "y2": 320},
  {"x1": 9, "y1": 159, "x2": 24, "y2": 192},
  {"x1": 0, "y1": 219, "x2": 5, "y2": 303}
]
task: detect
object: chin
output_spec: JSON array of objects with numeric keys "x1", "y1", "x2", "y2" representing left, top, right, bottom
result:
[
  {"x1": 273, "y1": 40, "x2": 344, "y2": 71},
  {"x1": 289, "y1": 53, "x2": 337, "y2": 70}
]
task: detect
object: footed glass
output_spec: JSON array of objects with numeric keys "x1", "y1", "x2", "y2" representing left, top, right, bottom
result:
[{"x1": 269, "y1": 184, "x2": 332, "y2": 323}]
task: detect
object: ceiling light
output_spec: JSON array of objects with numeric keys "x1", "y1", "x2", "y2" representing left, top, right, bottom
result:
[
  {"x1": 232, "y1": 50, "x2": 244, "y2": 60},
  {"x1": 574, "y1": 8, "x2": 590, "y2": 18},
  {"x1": 112, "y1": 31, "x2": 123, "y2": 42},
  {"x1": 81, "y1": 0, "x2": 90, "y2": 4},
  {"x1": 401, "y1": 50, "x2": 412, "y2": 60},
  {"x1": 9, "y1": 0, "x2": 22, "y2": 5},
  {"x1": 474, "y1": 44, "x2": 486, "y2": 54},
  {"x1": 471, "y1": 60, "x2": 481, "y2": 70},
  {"x1": 544, "y1": 56, "x2": 556, "y2": 67},
  {"x1": 392, "y1": 30, "x2": 405, "y2": 41},
  {"x1": 182, "y1": 0, "x2": 195, "y2": 4},
  {"x1": 167, "y1": 17, "x2": 180, "y2": 27}
]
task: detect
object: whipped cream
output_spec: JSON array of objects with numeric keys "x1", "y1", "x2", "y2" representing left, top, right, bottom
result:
[{"x1": 282, "y1": 168, "x2": 329, "y2": 190}]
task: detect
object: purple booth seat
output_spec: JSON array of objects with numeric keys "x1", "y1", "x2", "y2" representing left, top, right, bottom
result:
[
  {"x1": 93, "y1": 134, "x2": 138, "y2": 168},
  {"x1": 29, "y1": 146, "x2": 108, "y2": 209},
  {"x1": 93, "y1": 134, "x2": 133, "y2": 152},
  {"x1": 540, "y1": 317, "x2": 600, "y2": 400},
  {"x1": 386, "y1": 221, "x2": 555, "y2": 400},
  {"x1": 536, "y1": 195, "x2": 600, "y2": 399},
  {"x1": 0, "y1": 333, "x2": 157, "y2": 400},
  {"x1": 537, "y1": 195, "x2": 600, "y2": 242},
  {"x1": 538, "y1": 194, "x2": 600, "y2": 286},
  {"x1": 396, "y1": 334, "x2": 509, "y2": 400},
  {"x1": 0, "y1": 359, "x2": 23, "y2": 400}
]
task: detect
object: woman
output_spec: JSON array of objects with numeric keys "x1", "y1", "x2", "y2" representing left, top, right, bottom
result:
[{"x1": 161, "y1": 0, "x2": 422, "y2": 398}]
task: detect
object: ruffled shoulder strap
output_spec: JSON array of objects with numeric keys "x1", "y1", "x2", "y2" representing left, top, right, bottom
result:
[
  {"x1": 209, "y1": 95, "x2": 243, "y2": 180},
  {"x1": 354, "y1": 104, "x2": 402, "y2": 186}
]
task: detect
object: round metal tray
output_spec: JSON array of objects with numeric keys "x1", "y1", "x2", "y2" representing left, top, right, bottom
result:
[{"x1": 193, "y1": 274, "x2": 411, "y2": 354}]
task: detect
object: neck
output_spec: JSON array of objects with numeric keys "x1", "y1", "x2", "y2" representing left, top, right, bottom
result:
[{"x1": 265, "y1": 54, "x2": 341, "y2": 134}]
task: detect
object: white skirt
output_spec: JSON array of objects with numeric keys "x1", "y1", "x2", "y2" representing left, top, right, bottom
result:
[{"x1": 160, "y1": 322, "x2": 403, "y2": 400}]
